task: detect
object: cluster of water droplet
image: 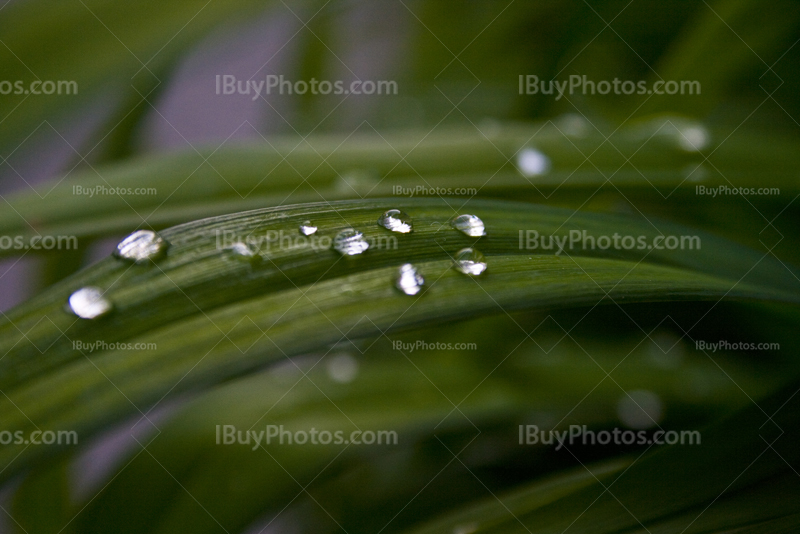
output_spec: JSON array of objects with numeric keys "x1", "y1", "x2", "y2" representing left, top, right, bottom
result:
[
  {"x1": 69, "y1": 229, "x2": 171, "y2": 319},
  {"x1": 69, "y1": 208, "x2": 493, "y2": 318}
]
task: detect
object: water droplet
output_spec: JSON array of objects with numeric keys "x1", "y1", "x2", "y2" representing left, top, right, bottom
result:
[
  {"x1": 617, "y1": 390, "x2": 663, "y2": 429},
  {"x1": 395, "y1": 263, "x2": 424, "y2": 295},
  {"x1": 224, "y1": 242, "x2": 261, "y2": 263},
  {"x1": 450, "y1": 214, "x2": 486, "y2": 237},
  {"x1": 299, "y1": 221, "x2": 317, "y2": 236},
  {"x1": 677, "y1": 125, "x2": 709, "y2": 152},
  {"x1": 516, "y1": 148, "x2": 551, "y2": 177},
  {"x1": 68, "y1": 287, "x2": 113, "y2": 319},
  {"x1": 453, "y1": 248, "x2": 487, "y2": 276},
  {"x1": 114, "y1": 230, "x2": 168, "y2": 263},
  {"x1": 327, "y1": 353, "x2": 359, "y2": 383},
  {"x1": 378, "y1": 209, "x2": 413, "y2": 234},
  {"x1": 333, "y1": 229, "x2": 369, "y2": 256}
]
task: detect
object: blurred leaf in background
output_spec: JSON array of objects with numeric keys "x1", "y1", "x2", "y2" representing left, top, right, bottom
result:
[{"x1": 1, "y1": 0, "x2": 800, "y2": 533}]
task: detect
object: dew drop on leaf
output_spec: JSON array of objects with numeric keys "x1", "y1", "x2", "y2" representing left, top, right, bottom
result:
[
  {"x1": 114, "y1": 230, "x2": 168, "y2": 263},
  {"x1": 68, "y1": 287, "x2": 113, "y2": 319},
  {"x1": 299, "y1": 221, "x2": 317, "y2": 236},
  {"x1": 333, "y1": 229, "x2": 370, "y2": 256},
  {"x1": 395, "y1": 263, "x2": 424, "y2": 295},
  {"x1": 224, "y1": 242, "x2": 261, "y2": 264},
  {"x1": 378, "y1": 209, "x2": 413, "y2": 233},
  {"x1": 453, "y1": 248, "x2": 487, "y2": 276},
  {"x1": 450, "y1": 214, "x2": 486, "y2": 237}
]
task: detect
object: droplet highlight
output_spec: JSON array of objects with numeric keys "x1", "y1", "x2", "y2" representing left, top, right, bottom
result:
[
  {"x1": 450, "y1": 214, "x2": 486, "y2": 237},
  {"x1": 333, "y1": 229, "x2": 370, "y2": 256},
  {"x1": 453, "y1": 248, "x2": 487, "y2": 276},
  {"x1": 395, "y1": 263, "x2": 424, "y2": 295},
  {"x1": 378, "y1": 209, "x2": 413, "y2": 234},
  {"x1": 516, "y1": 148, "x2": 551, "y2": 177},
  {"x1": 114, "y1": 230, "x2": 168, "y2": 263},
  {"x1": 68, "y1": 287, "x2": 113, "y2": 319},
  {"x1": 224, "y1": 242, "x2": 261, "y2": 264},
  {"x1": 299, "y1": 221, "x2": 317, "y2": 236}
]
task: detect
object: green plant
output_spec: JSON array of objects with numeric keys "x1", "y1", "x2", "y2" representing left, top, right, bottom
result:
[{"x1": 1, "y1": 1, "x2": 800, "y2": 533}]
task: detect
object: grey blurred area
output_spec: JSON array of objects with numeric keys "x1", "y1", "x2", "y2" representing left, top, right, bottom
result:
[{"x1": 0, "y1": 1, "x2": 409, "y2": 311}]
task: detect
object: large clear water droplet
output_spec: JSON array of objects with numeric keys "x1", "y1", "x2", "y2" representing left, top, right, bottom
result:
[
  {"x1": 395, "y1": 263, "x2": 424, "y2": 295},
  {"x1": 453, "y1": 248, "x2": 487, "y2": 276},
  {"x1": 68, "y1": 287, "x2": 113, "y2": 319},
  {"x1": 378, "y1": 209, "x2": 413, "y2": 233},
  {"x1": 450, "y1": 214, "x2": 486, "y2": 237},
  {"x1": 114, "y1": 230, "x2": 168, "y2": 263},
  {"x1": 299, "y1": 221, "x2": 317, "y2": 236},
  {"x1": 333, "y1": 229, "x2": 370, "y2": 256},
  {"x1": 516, "y1": 148, "x2": 551, "y2": 177}
]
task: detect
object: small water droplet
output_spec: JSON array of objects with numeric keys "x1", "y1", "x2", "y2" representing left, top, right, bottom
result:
[
  {"x1": 395, "y1": 263, "x2": 424, "y2": 295},
  {"x1": 617, "y1": 390, "x2": 663, "y2": 429},
  {"x1": 114, "y1": 230, "x2": 168, "y2": 263},
  {"x1": 516, "y1": 148, "x2": 551, "y2": 177},
  {"x1": 327, "y1": 353, "x2": 359, "y2": 383},
  {"x1": 333, "y1": 229, "x2": 370, "y2": 256},
  {"x1": 224, "y1": 242, "x2": 261, "y2": 263},
  {"x1": 378, "y1": 209, "x2": 413, "y2": 233},
  {"x1": 453, "y1": 248, "x2": 487, "y2": 276},
  {"x1": 677, "y1": 125, "x2": 709, "y2": 152},
  {"x1": 68, "y1": 287, "x2": 113, "y2": 319},
  {"x1": 299, "y1": 221, "x2": 317, "y2": 236},
  {"x1": 450, "y1": 214, "x2": 486, "y2": 237}
]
